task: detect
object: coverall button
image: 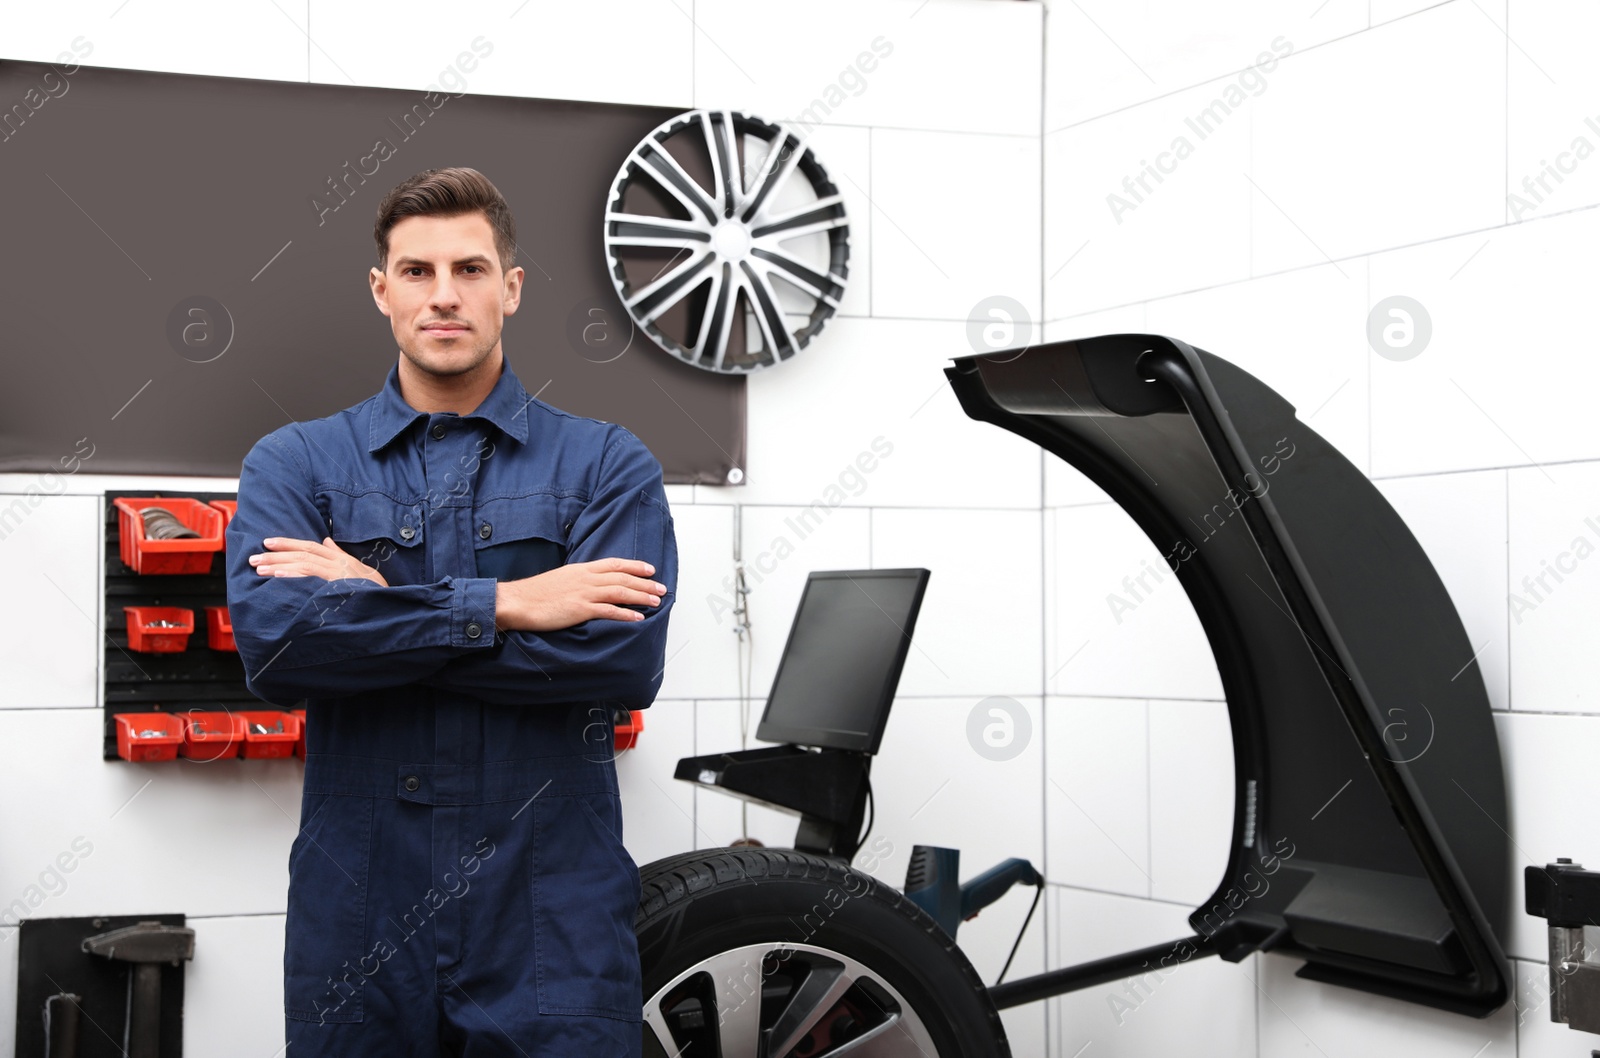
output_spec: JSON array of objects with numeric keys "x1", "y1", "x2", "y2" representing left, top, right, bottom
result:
[
  {"x1": 403, "y1": 774, "x2": 420, "y2": 791},
  {"x1": 431, "y1": 423, "x2": 446, "y2": 440},
  {"x1": 479, "y1": 523, "x2": 492, "y2": 539},
  {"x1": 399, "y1": 525, "x2": 415, "y2": 540},
  {"x1": 465, "y1": 621, "x2": 482, "y2": 639}
]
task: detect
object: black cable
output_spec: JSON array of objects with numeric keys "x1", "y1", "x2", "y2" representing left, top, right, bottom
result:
[
  {"x1": 855, "y1": 766, "x2": 874, "y2": 856},
  {"x1": 994, "y1": 880, "x2": 1044, "y2": 986}
]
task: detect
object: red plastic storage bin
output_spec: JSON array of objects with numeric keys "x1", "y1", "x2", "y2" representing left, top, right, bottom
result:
[
  {"x1": 208, "y1": 499, "x2": 237, "y2": 531},
  {"x1": 123, "y1": 606, "x2": 194, "y2": 653},
  {"x1": 238, "y1": 710, "x2": 302, "y2": 759},
  {"x1": 292, "y1": 708, "x2": 307, "y2": 759},
  {"x1": 114, "y1": 712, "x2": 184, "y2": 762},
  {"x1": 112, "y1": 497, "x2": 225, "y2": 575},
  {"x1": 614, "y1": 709, "x2": 644, "y2": 751},
  {"x1": 179, "y1": 710, "x2": 246, "y2": 760},
  {"x1": 205, "y1": 606, "x2": 235, "y2": 651}
]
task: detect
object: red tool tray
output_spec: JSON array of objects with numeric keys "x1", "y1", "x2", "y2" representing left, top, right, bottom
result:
[
  {"x1": 237, "y1": 710, "x2": 302, "y2": 759},
  {"x1": 179, "y1": 710, "x2": 245, "y2": 760},
  {"x1": 123, "y1": 606, "x2": 194, "y2": 653},
  {"x1": 204, "y1": 606, "x2": 235, "y2": 651},
  {"x1": 114, "y1": 712, "x2": 184, "y2": 762},
  {"x1": 208, "y1": 499, "x2": 237, "y2": 531},
  {"x1": 614, "y1": 709, "x2": 644, "y2": 751},
  {"x1": 112, "y1": 497, "x2": 225, "y2": 575}
]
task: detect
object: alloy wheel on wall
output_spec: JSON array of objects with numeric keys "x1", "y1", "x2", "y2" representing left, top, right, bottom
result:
[{"x1": 603, "y1": 109, "x2": 850, "y2": 374}]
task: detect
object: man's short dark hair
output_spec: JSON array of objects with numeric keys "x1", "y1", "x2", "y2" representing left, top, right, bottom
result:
[{"x1": 373, "y1": 167, "x2": 517, "y2": 275}]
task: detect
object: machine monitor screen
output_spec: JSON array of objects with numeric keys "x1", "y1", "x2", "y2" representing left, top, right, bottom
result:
[{"x1": 755, "y1": 568, "x2": 931, "y2": 754}]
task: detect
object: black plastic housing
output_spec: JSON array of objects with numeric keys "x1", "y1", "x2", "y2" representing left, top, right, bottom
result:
[{"x1": 947, "y1": 334, "x2": 1511, "y2": 1016}]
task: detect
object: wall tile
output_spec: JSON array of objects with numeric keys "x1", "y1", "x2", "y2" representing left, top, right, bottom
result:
[
  {"x1": 694, "y1": 0, "x2": 1041, "y2": 137},
  {"x1": 656, "y1": 502, "x2": 740, "y2": 702},
  {"x1": 4, "y1": 4, "x2": 307, "y2": 83},
  {"x1": 873, "y1": 506, "x2": 1043, "y2": 699},
  {"x1": 1148, "y1": 699, "x2": 1234, "y2": 906},
  {"x1": 1508, "y1": 461, "x2": 1600, "y2": 713},
  {"x1": 697, "y1": 317, "x2": 1042, "y2": 511},
  {"x1": 1043, "y1": 0, "x2": 1365, "y2": 130},
  {"x1": 1506, "y1": 0, "x2": 1600, "y2": 224},
  {"x1": 309, "y1": 0, "x2": 691, "y2": 106},
  {"x1": 1251, "y1": 2, "x2": 1506, "y2": 275},
  {"x1": 871, "y1": 127, "x2": 1040, "y2": 323},
  {"x1": 1044, "y1": 75, "x2": 1251, "y2": 319},
  {"x1": 0, "y1": 709, "x2": 303, "y2": 921},
  {"x1": 1046, "y1": 696, "x2": 1150, "y2": 896},
  {"x1": 1047, "y1": 504, "x2": 1225, "y2": 702},
  {"x1": 0, "y1": 495, "x2": 99, "y2": 709},
  {"x1": 1369, "y1": 211, "x2": 1600, "y2": 477}
]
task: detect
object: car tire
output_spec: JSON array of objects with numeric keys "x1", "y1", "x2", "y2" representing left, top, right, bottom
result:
[{"x1": 636, "y1": 846, "x2": 1011, "y2": 1057}]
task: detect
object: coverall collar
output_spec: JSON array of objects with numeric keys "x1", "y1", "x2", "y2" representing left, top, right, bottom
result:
[{"x1": 367, "y1": 353, "x2": 533, "y2": 453}]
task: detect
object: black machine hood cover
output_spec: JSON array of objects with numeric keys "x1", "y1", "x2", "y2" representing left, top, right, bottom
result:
[{"x1": 946, "y1": 334, "x2": 1511, "y2": 1016}]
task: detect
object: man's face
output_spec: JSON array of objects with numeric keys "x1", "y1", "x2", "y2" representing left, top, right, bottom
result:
[{"x1": 369, "y1": 211, "x2": 524, "y2": 378}]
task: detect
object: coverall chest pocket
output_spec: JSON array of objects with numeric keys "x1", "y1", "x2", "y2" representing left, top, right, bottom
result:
[
  {"x1": 284, "y1": 793, "x2": 373, "y2": 1024},
  {"x1": 322, "y1": 491, "x2": 426, "y2": 587},
  {"x1": 472, "y1": 494, "x2": 572, "y2": 582},
  {"x1": 530, "y1": 792, "x2": 643, "y2": 1022}
]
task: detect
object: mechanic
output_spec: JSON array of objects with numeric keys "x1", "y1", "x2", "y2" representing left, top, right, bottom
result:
[{"x1": 223, "y1": 166, "x2": 677, "y2": 1057}]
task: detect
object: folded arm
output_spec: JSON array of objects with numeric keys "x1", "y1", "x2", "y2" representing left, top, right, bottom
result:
[
  {"x1": 224, "y1": 429, "x2": 499, "y2": 707},
  {"x1": 417, "y1": 426, "x2": 678, "y2": 709}
]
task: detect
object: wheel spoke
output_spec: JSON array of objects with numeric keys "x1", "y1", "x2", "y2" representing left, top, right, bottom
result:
[
  {"x1": 751, "y1": 194, "x2": 847, "y2": 240},
  {"x1": 764, "y1": 964, "x2": 855, "y2": 1058},
  {"x1": 750, "y1": 246, "x2": 843, "y2": 308},
  {"x1": 824, "y1": 1014, "x2": 934, "y2": 1057},
  {"x1": 709, "y1": 951, "x2": 767, "y2": 1058},
  {"x1": 627, "y1": 249, "x2": 715, "y2": 323},
  {"x1": 740, "y1": 129, "x2": 806, "y2": 224},
  {"x1": 712, "y1": 266, "x2": 747, "y2": 372},
  {"x1": 740, "y1": 260, "x2": 800, "y2": 362},
  {"x1": 642, "y1": 1003, "x2": 679, "y2": 1057},
  {"x1": 606, "y1": 212, "x2": 712, "y2": 251},
  {"x1": 635, "y1": 141, "x2": 718, "y2": 224},
  {"x1": 688, "y1": 263, "x2": 730, "y2": 369},
  {"x1": 701, "y1": 109, "x2": 743, "y2": 219},
  {"x1": 644, "y1": 940, "x2": 942, "y2": 1058}
]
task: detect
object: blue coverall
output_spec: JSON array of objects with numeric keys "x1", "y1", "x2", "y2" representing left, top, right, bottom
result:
[{"x1": 223, "y1": 355, "x2": 677, "y2": 1056}]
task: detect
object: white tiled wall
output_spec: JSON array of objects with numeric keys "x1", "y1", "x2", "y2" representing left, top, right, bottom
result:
[{"x1": 3, "y1": 1, "x2": 1594, "y2": 1056}]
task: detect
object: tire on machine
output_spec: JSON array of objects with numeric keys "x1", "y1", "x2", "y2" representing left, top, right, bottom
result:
[{"x1": 636, "y1": 847, "x2": 1011, "y2": 1057}]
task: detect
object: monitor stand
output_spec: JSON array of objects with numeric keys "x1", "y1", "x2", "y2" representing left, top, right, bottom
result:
[{"x1": 673, "y1": 744, "x2": 872, "y2": 861}]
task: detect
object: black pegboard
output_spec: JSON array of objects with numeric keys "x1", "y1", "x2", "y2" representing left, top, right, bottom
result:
[
  {"x1": 102, "y1": 489, "x2": 297, "y2": 761},
  {"x1": 15, "y1": 913, "x2": 186, "y2": 1058}
]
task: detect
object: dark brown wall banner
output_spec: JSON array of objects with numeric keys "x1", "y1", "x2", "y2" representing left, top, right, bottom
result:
[{"x1": 0, "y1": 59, "x2": 745, "y2": 486}]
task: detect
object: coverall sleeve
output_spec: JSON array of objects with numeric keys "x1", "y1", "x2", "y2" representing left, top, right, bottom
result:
[
  {"x1": 225, "y1": 428, "x2": 500, "y2": 707},
  {"x1": 417, "y1": 426, "x2": 678, "y2": 710}
]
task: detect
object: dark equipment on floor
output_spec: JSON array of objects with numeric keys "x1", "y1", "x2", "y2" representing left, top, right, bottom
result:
[{"x1": 641, "y1": 333, "x2": 1512, "y2": 1058}]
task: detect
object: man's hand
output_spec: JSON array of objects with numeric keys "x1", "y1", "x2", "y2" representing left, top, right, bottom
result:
[
  {"x1": 494, "y1": 558, "x2": 664, "y2": 632},
  {"x1": 248, "y1": 536, "x2": 390, "y2": 587}
]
